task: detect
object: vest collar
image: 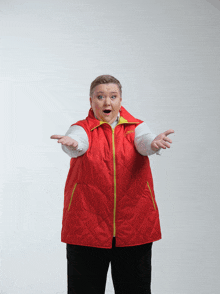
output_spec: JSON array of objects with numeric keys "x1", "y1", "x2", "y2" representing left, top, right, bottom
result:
[{"x1": 89, "y1": 106, "x2": 141, "y2": 131}]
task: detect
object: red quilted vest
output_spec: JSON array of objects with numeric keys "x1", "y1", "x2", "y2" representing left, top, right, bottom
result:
[{"x1": 61, "y1": 106, "x2": 161, "y2": 248}]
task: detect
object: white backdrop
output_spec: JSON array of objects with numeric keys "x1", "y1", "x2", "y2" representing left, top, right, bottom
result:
[{"x1": 1, "y1": 0, "x2": 220, "y2": 293}]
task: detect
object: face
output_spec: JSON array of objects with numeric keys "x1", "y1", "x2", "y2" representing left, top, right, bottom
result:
[{"x1": 90, "y1": 83, "x2": 122, "y2": 124}]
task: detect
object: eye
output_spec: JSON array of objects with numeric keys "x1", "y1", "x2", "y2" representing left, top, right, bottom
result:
[
  {"x1": 97, "y1": 95, "x2": 104, "y2": 99},
  {"x1": 111, "y1": 95, "x2": 117, "y2": 99}
]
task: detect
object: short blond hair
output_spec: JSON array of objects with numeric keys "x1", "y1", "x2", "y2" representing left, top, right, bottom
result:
[{"x1": 90, "y1": 75, "x2": 122, "y2": 96}]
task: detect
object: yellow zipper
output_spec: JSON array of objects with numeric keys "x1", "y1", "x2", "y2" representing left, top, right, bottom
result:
[
  {"x1": 147, "y1": 181, "x2": 156, "y2": 210},
  {"x1": 111, "y1": 121, "x2": 139, "y2": 237},
  {"x1": 68, "y1": 183, "x2": 77, "y2": 211},
  {"x1": 112, "y1": 128, "x2": 117, "y2": 237},
  {"x1": 90, "y1": 118, "x2": 140, "y2": 238}
]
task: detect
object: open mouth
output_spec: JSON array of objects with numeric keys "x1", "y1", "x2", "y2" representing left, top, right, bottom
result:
[{"x1": 103, "y1": 110, "x2": 111, "y2": 114}]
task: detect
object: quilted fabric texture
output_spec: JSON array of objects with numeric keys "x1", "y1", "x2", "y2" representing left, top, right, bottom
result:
[{"x1": 61, "y1": 106, "x2": 161, "y2": 248}]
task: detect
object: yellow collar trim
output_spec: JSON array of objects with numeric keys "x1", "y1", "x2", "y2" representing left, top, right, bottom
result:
[
  {"x1": 118, "y1": 116, "x2": 128, "y2": 124},
  {"x1": 90, "y1": 116, "x2": 139, "y2": 131}
]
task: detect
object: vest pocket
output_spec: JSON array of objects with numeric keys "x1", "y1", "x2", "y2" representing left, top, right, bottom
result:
[
  {"x1": 147, "y1": 181, "x2": 156, "y2": 210},
  {"x1": 68, "y1": 183, "x2": 78, "y2": 211}
]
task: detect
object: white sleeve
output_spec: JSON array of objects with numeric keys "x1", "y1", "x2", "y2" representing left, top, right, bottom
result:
[
  {"x1": 61, "y1": 125, "x2": 89, "y2": 158},
  {"x1": 134, "y1": 122, "x2": 162, "y2": 156}
]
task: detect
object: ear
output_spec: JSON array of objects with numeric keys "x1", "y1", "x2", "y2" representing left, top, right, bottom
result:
[{"x1": 90, "y1": 97, "x2": 92, "y2": 107}]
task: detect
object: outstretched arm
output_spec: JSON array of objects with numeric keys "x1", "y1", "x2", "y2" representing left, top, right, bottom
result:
[
  {"x1": 134, "y1": 122, "x2": 161, "y2": 156},
  {"x1": 135, "y1": 123, "x2": 174, "y2": 156},
  {"x1": 50, "y1": 125, "x2": 89, "y2": 158}
]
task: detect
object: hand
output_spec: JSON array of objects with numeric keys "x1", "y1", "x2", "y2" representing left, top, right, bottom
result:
[
  {"x1": 151, "y1": 129, "x2": 174, "y2": 151},
  {"x1": 50, "y1": 135, "x2": 78, "y2": 149}
]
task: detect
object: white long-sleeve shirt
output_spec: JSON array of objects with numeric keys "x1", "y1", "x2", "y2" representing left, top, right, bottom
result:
[{"x1": 62, "y1": 114, "x2": 162, "y2": 158}]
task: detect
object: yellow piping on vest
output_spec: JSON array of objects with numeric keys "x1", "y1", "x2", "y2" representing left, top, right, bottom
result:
[
  {"x1": 147, "y1": 181, "x2": 156, "y2": 210},
  {"x1": 68, "y1": 183, "x2": 77, "y2": 211}
]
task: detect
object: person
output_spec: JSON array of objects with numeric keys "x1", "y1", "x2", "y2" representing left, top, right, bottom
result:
[{"x1": 50, "y1": 75, "x2": 174, "y2": 294}]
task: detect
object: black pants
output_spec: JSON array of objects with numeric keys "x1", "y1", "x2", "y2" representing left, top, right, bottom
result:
[{"x1": 67, "y1": 237, "x2": 153, "y2": 294}]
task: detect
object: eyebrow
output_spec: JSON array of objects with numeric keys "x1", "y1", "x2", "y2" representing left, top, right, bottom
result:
[{"x1": 96, "y1": 91, "x2": 118, "y2": 94}]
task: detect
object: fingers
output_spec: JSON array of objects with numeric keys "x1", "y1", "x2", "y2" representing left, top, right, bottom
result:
[
  {"x1": 164, "y1": 129, "x2": 174, "y2": 136},
  {"x1": 164, "y1": 136, "x2": 172, "y2": 144},
  {"x1": 51, "y1": 135, "x2": 78, "y2": 148},
  {"x1": 153, "y1": 138, "x2": 171, "y2": 150},
  {"x1": 57, "y1": 136, "x2": 78, "y2": 149},
  {"x1": 152, "y1": 141, "x2": 166, "y2": 150},
  {"x1": 163, "y1": 141, "x2": 171, "y2": 148},
  {"x1": 50, "y1": 135, "x2": 64, "y2": 139},
  {"x1": 58, "y1": 138, "x2": 69, "y2": 145},
  {"x1": 156, "y1": 141, "x2": 167, "y2": 149},
  {"x1": 152, "y1": 129, "x2": 174, "y2": 151}
]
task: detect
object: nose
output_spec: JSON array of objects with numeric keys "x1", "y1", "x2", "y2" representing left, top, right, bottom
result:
[{"x1": 104, "y1": 96, "x2": 111, "y2": 106}]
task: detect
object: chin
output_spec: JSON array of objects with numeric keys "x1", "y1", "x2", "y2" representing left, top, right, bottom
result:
[{"x1": 106, "y1": 118, "x2": 113, "y2": 123}]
